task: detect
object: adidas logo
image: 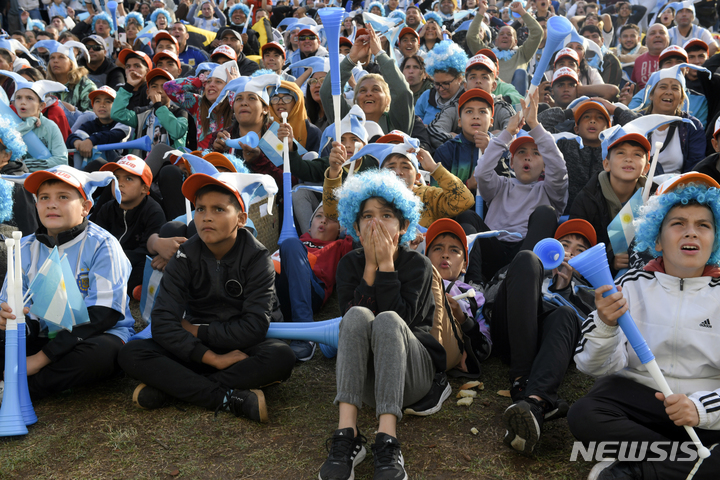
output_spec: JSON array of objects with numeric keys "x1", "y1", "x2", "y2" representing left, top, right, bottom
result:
[{"x1": 700, "y1": 319, "x2": 713, "y2": 328}]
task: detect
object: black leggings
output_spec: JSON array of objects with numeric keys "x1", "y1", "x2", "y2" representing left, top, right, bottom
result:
[
  {"x1": 118, "y1": 338, "x2": 296, "y2": 410},
  {"x1": 491, "y1": 251, "x2": 580, "y2": 406},
  {"x1": 464, "y1": 205, "x2": 558, "y2": 284},
  {"x1": 569, "y1": 375, "x2": 720, "y2": 479}
]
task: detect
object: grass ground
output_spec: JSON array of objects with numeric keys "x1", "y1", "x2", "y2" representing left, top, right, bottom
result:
[{"x1": 0, "y1": 296, "x2": 597, "y2": 480}]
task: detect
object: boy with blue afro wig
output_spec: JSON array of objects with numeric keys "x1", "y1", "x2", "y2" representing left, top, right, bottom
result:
[
  {"x1": 318, "y1": 168, "x2": 446, "y2": 480},
  {"x1": 228, "y1": 3, "x2": 251, "y2": 26},
  {"x1": 570, "y1": 172, "x2": 720, "y2": 479}
]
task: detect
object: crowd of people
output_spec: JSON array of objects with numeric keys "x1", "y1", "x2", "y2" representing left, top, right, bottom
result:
[{"x1": 0, "y1": 0, "x2": 719, "y2": 478}]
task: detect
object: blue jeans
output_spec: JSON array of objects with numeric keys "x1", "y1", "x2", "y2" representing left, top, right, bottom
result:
[
  {"x1": 511, "y1": 69, "x2": 528, "y2": 97},
  {"x1": 275, "y1": 237, "x2": 325, "y2": 323}
]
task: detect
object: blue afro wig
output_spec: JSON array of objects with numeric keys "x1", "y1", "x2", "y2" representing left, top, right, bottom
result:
[
  {"x1": 92, "y1": 12, "x2": 115, "y2": 34},
  {"x1": 424, "y1": 12, "x2": 443, "y2": 26},
  {"x1": 0, "y1": 116, "x2": 27, "y2": 164},
  {"x1": 150, "y1": 8, "x2": 173, "y2": 26},
  {"x1": 124, "y1": 12, "x2": 145, "y2": 28},
  {"x1": 251, "y1": 68, "x2": 276, "y2": 77},
  {"x1": 335, "y1": 169, "x2": 422, "y2": 245},
  {"x1": 424, "y1": 40, "x2": 468, "y2": 77},
  {"x1": 229, "y1": 3, "x2": 251, "y2": 25},
  {"x1": 27, "y1": 19, "x2": 45, "y2": 31},
  {"x1": 634, "y1": 183, "x2": 720, "y2": 265},
  {"x1": 388, "y1": 10, "x2": 406, "y2": 22},
  {"x1": 368, "y1": 2, "x2": 386, "y2": 15}
]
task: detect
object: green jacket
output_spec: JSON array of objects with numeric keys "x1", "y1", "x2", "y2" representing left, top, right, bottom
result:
[
  {"x1": 59, "y1": 76, "x2": 96, "y2": 113},
  {"x1": 321, "y1": 52, "x2": 415, "y2": 135},
  {"x1": 111, "y1": 87, "x2": 189, "y2": 151},
  {"x1": 16, "y1": 114, "x2": 68, "y2": 172}
]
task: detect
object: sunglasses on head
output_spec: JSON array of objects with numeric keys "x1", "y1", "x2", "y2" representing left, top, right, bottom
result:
[{"x1": 87, "y1": 45, "x2": 104, "y2": 51}]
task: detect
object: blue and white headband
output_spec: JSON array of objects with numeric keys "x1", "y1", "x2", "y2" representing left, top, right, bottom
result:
[{"x1": 642, "y1": 63, "x2": 711, "y2": 111}]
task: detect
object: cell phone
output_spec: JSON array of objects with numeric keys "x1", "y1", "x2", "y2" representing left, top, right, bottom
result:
[{"x1": 119, "y1": 33, "x2": 127, "y2": 43}]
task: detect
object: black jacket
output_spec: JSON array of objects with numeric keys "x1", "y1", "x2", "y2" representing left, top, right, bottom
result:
[
  {"x1": 1, "y1": 160, "x2": 37, "y2": 235},
  {"x1": 237, "y1": 52, "x2": 260, "y2": 77},
  {"x1": 693, "y1": 153, "x2": 720, "y2": 185},
  {"x1": 91, "y1": 195, "x2": 166, "y2": 270},
  {"x1": 81, "y1": 57, "x2": 126, "y2": 92},
  {"x1": 151, "y1": 229, "x2": 275, "y2": 363},
  {"x1": 336, "y1": 245, "x2": 446, "y2": 372}
]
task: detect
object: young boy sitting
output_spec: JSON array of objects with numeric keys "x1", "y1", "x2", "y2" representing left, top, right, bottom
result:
[
  {"x1": 0, "y1": 166, "x2": 134, "y2": 400},
  {"x1": 12, "y1": 79, "x2": 69, "y2": 171},
  {"x1": 569, "y1": 172, "x2": 720, "y2": 479},
  {"x1": 494, "y1": 219, "x2": 598, "y2": 454},
  {"x1": 466, "y1": 89, "x2": 569, "y2": 285},
  {"x1": 118, "y1": 172, "x2": 295, "y2": 421},
  {"x1": 274, "y1": 203, "x2": 353, "y2": 361},
  {"x1": 433, "y1": 88, "x2": 502, "y2": 188},
  {"x1": 111, "y1": 68, "x2": 190, "y2": 154},
  {"x1": 569, "y1": 115, "x2": 688, "y2": 276},
  {"x1": 319, "y1": 169, "x2": 445, "y2": 480},
  {"x1": 66, "y1": 86, "x2": 132, "y2": 171},
  {"x1": 558, "y1": 99, "x2": 611, "y2": 212},
  {"x1": 91, "y1": 156, "x2": 166, "y2": 292}
]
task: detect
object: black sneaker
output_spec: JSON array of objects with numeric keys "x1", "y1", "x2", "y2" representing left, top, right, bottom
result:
[
  {"x1": 544, "y1": 399, "x2": 569, "y2": 422},
  {"x1": 509, "y1": 375, "x2": 529, "y2": 403},
  {"x1": 588, "y1": 460, "x2": 644, "y2": 480},
  {"x1": 222, "y1": 389, "x2": 268, "y2": 423},
  {"x1": 403, "y1": 372, "x2": 451, "y2": 416},
  {"x1": 371, "y1": 433, "x2": 408, "y2": 480},
  {"x1": 132, "y1": 383, "x2": 168, "y2": 410},
  {"x1": 318, "y1": 427, "x2": 367, "y2": 480},
  {"x1": 290, "y1": 340, "x2": 317, "y2": 362},
  {"x1": 502, "y1": 398, "x2": 544, "y2": 454}
]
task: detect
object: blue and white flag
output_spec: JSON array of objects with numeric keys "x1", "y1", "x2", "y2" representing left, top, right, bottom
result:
[
  {"x1": 27, "y1": 247, "x2": 88, "y2": 331},
  {"x1": 607, "y1": 188, "x2": 644, "y2": 256},
  {"x1": 139, "y1": 256, "x2": 163, "y2": 323},
  {"x1": 258, "y1": 121, "x2": 308, "y2": 167}
]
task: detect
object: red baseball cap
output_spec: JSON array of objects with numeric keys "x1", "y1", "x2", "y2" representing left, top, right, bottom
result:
[
  {"x1": 154, "y1": 30, "x2": 179, "y2": 50},
  {"x1": 458, "y1": 88, "x2": 494, "y2": 117},
  {"x1": 146, "y1": 67, "x2": 174, "y2": 84},
  {"x1": 261, "y1": 41, "x2": 286, "y2": 59},
  {"x1": 466, "y1": 53, "x2": 497, "y2": 77},
  {"x1": 683, "y1": 38, "x2": 709, "y2": 53},
  {"x1": 153, "y1": 50, "x2": 181, "y2": 70},
  {"x1": 118, "y1": 49, "x2": 153, "y2": 70},
  {"x1": 88, "y1": 85, "x2": 116, "y2": 105},
  {"x1": 398, "y1": 27, "x2": 420, "y2": 42},
  {"x1": 554, "y1": 47, "x2": 580, "y2": 65},
  {"x1": 554, "y1": 218, "x2": 597, "y2": 247},
  {"x1": 659, "y1": 45, "x2": 688, "y2": 65},
  {"x1": 376, "y1": 130, "x2": 410, "y2": 144},
  {"x1": 552, "y1": 67, "x2": 579, "y2": 85},
  {"x1": 425, "y1": 218, "x2": 468, "y2": 260},
  {"x1": 100, "y1": 155, "x2": 153, "y2": 190},
  {"x1": 211, "y1": 45, "x2": 237, "y2": 61}
]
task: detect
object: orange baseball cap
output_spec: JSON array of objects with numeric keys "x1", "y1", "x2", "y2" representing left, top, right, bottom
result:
[
  {"x1": 655, "y1": 172, "x2": 720, "y2": 196},
  {"x1": 118, "y1": 49, "x2": 153, "y2": 70},
  {"x1": 573, "y1": 100, "x2": 611, "y2": 126},
  {"x1": 425, "y1": 218, "x2": 468, "y2": 260},
  {"x1": 153, "y1": 50, "x2": 181, "y2": 70},
  {"x1": 458, "y1": 88, "x2": 494, "y2": 117},
  {"x1": 261, "y1": 41, "x2": 286, "y2": 59},
  {"x1": 154, "y1": 30, "x2": 179, "y2": 50},
  {"x1": 554, "y1": 218, "x2": 597, "y2": 247},
  {"x1": 509, "y1": 134, "x2": 537, "y2": 155},
  {"x1": 88, "y1": 85, "x2": 116, "y2": 105},
  {"x1": 100, "y1": 155, "x2": 153, "y2": 190},
  {"x1": 181, "y1": 173, "x2": 246, "y2": 212},
  {"x1": 202, "y1": 152, "x2": 238, "y2": 172},
  {"x1": 398, "y1": 27, "x2": 420, "y2": 41},
  {"x1": 24, "y1": 167, "x2": 90, "y2": 199},
  {"x1": 146, "y1": 67, "x2": 174, "y2": 84}
]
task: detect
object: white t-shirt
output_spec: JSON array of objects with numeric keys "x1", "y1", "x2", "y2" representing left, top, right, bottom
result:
[
  {"x1": 652, "y1": 126, "x2": 684, "y2": 174},
  {"x1": 668, "y1": 25, "x2": 714, "y2": 48}
]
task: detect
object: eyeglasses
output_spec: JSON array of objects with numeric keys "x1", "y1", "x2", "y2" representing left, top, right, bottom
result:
[
  {"x1": 308, "y1": 77, "x2": 325, "y2": 86},
  {"x1": 298, "y1": 35, "x2": 317, "y2": 41},
  {"x1": 271, "y1": 94, "x2": 294, "y2": 104},
  {"x1": 87, "y1": 45, "x2": 104, "y2": 51},
  {"x1": 433, "y1": 78, "x2": 459, "y2": 90}
]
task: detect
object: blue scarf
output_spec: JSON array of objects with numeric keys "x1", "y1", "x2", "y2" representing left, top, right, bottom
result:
[{"x1": 492, "y1": 47, "x2": 516, "y2": 61}]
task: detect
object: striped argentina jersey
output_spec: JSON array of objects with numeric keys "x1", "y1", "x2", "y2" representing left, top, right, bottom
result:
[{"x1": 0, "y1": 222, "x2": 135, "y2": 342}]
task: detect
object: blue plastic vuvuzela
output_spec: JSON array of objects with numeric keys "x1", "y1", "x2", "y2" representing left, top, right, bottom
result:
[
  {"x1": 317, "y1": 7, "x2": 345, "y2": 96},
  {"x1": 568, "y1": 243, "x2": 654, "y2": 364},
  {"x1": 533, "y1": 238, "x2": 565, "y2": 270},
  {"x1": 530, "y1": 16, "x2": 573, "y2": 88}
]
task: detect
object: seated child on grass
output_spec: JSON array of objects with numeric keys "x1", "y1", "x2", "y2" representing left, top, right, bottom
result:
[
  {"x1": 66, "y1": 86, "x2": 132, "y2": 171},
  {"x1": 274, "y1": 203, "x2": 353, "y2": 362},
  {"x1": 569, "y1": 173, "x2": 720, "y2": 479},
  {"x1": 118, "y1": 172, "x2": 295, "y2": 422},
  {"x1": 0, "y1": 166, "x2": 134, "y2": 400},
  {"x1": 493, "y1": 219, "x2": 598, "y2": 455},
  {"x1": 12, "y1": 78, "x2": 69, "y2": 171},
  {"x1": 91, "y1": 156, "x2": 166, "y2": 292},
  {"x1": 318, "y1": 169, "x2": 446, "y2": 480},
  {"x1": 466, "y1": 89, "x2": 569, "y2": 284},
  {"x1": 569, "y1": 115, "x2": 685, "y2": 276}
]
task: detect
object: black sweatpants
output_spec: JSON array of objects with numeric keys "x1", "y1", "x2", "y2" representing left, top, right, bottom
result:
[
  {"x1": 118, "y1": 338, "x2": 296, "y2": 410},
  {"x1": 491, "y1": 250, "x2": 581, "y2": 406},
  {"x1": 568, "y1": 375, "x2": 720, "y2": 479},
  {"x1": 464, "y1": 205, "x2": 558, "y2": 284},
  {"x1": 0, "y1": 333, "x2": 124, "y2": 400}
]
